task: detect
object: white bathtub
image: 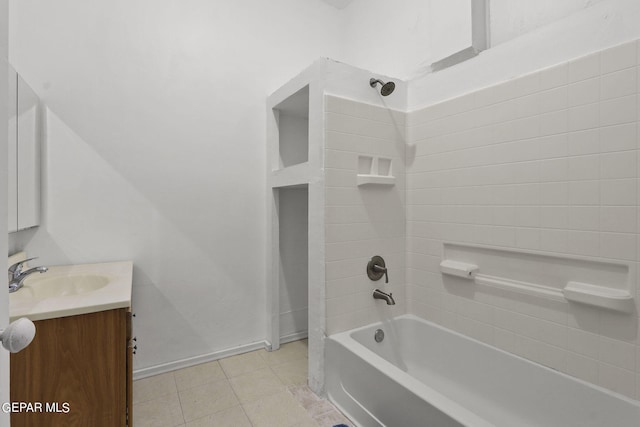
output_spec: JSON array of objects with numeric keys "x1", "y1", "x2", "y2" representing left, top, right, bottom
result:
[{"x1": 325, "y1": 314, "x2": 640, "y2": 427}]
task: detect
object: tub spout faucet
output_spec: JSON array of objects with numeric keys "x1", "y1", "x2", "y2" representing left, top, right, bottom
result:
[
  {"x1": 373, "y1": 289, "x2": 395, "y2": 305},
  {"x1": 8, "y1": 258, "x2": 48, "y2": 293}
]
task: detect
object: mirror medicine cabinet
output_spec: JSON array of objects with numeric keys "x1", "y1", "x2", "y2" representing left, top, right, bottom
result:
[{"x1": 8, "y1": 65, "x2": 41, "y2": 233}]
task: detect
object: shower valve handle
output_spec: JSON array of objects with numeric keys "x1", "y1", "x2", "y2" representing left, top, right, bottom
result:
[
  {"x1": 367, "y1": 256, "x2": 388, "y2": 283},
  {"x1": 373, "y1": 265, "x2": 388, "y2": 283}
]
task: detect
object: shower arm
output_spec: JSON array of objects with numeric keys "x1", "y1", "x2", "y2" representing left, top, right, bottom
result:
[{"x1": 369, "y1": 78, "x2": 384, "y2": 88}]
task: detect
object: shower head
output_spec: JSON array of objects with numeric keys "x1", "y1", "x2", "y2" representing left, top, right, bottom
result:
[{"x1": 369, "y1": 78, "x2": 395, "y2": 96}]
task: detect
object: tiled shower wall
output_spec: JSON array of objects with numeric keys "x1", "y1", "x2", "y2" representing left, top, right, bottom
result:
[
  {"x1": 406, "y1": 40, "x2": 640, "y2": 400},
  {"x1": 324, "y1": 95, "x2": 407, "y2": 335}
]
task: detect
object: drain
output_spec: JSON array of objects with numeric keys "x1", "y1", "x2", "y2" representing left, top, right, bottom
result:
[{"x1": 374, "y1": 329, "x2": 384, "y2": 343}]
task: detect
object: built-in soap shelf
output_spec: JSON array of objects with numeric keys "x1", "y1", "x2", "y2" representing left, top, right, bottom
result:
[
  {"x1": 439, "y1": 244, "x2": 635, "y2": 313},
  {"x1": 357, "y1": 155, "x2": 395, "y2": 186},
  {"x1": 562, "y1": 282, "x2": 633, "y2": 312}
]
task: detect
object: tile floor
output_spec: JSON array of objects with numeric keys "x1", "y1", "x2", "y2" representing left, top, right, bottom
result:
[{"x1": 133, "y1": 340, "x2": 352, "y2": 427}]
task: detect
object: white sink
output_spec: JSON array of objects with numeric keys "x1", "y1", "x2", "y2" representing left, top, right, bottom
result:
[
  {"x1": 16, "y1": 274, "x2": 110, "y2": 300},
  {"x1": 9, "y1": 253, "x2": 133, "y2": 322}
]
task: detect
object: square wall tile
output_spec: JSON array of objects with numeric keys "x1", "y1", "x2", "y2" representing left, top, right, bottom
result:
[
  {"x1": 564, "y1": 352, "x2": 598, "y2": 384},
  {"x1": 567, "y1": 230, "x2": 599, "y2": 257},
  {"x1": 568, "y1": 129, "x2": 599, "y2": 156},
  {"x1": 540, "y1": 110, "x2": 568, "y2": 136},
  {"x1": 598, "y1": 337, "x2": 636, "y2": 371},
  {"x1": 600, "y1": 123, "x2": 636, "y2": 152},
  {"x1": 516, "y1": 228, "x2": 540, "y2": 250},
  {"x1": 538, "y1": 134, "x2": 568, "y2": 159},
  {"x1": 517, "y1": 71, "x2": 541, "y2": 96},
  {"x1": 568, "y1": 53, "x2": 600, "y2": 83},
  {"x1": 540, "y1": 158, "x2": 568, "y2": 182},
  {"x1": 600, "y1": 206, "x2": 637, "y2": 233},
  {"x1": 568, "y1": 155, "x2": 599, "y2": 181},
  {"x1": 568, "y1": 78, "x2": 599, "y2": 107},
  {"x1": 540, "y1": 207, "x2": 568, "y2": 229},
  {"x1": 600, "y1": 95, "x2": 637, "y2": 127},
  {"x1": 600, "y1": 232, "x2": 636, "y2": 260},
  {"x1": 600, "y1": 68, "x2": 637, "y2": 101},
  {"x1": 568, "y1": 206, "x2": 599, "y2": 230},
  {"x1": 539, "y1": 86, "x2": 568, "y2": 113},
  {"x1": 568, "y1": 103, "x2": 599, "y2": 132},
  {"x1": 568, "y1": 328, "x2": 600, "y2": 359},
  {"x1": 600, "y1": 151, "x2": 636, "y2": 179},
  {"x1": 540, "y1": 182, "x2": 569, "y2": 205},
  {"x1": 598, "y1": 363, "x2": 636, "y2": 399},
  {"x1": 569, "y1": 180, "x2": 599, "y2": 205},
  {"x1": 600, "y1": 41, "x2": 637, "y2": 74},
  {"x1": 600, "y1": 179, "x2": 636, "y2": 206},
  {"x1": 540, "y1": 63, "x2": 568, "y2": 90}
]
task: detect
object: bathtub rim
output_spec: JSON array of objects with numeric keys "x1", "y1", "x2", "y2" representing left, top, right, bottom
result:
[
  {"x1": 326, "y1": 314, "x2": 640, "y2": 424},
  {"x1": 326, "y1": 315, "x2": 496, "y2": 427}
]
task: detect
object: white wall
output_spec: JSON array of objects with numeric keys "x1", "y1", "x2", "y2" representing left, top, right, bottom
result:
[
  {"x1": 9, "y1": 0, "x2": 345, "y2": 372},
  {"x1": 340, "y1": 0, "x2": 471, "y2": 80},
  {"x1": 410, "y1": 0, "x2": 640, "y2": 109},
  {"x1": 490, "y1": 0, "x2": 604, "y2": 46}
]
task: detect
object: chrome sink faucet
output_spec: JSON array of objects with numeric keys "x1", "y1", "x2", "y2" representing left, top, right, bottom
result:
[
  {"x1": 8, "y1": 257, "x2": 48, "y2": 293},
  {"x1": 373, "y1": 289, "x2": 396, "y2": 305}
]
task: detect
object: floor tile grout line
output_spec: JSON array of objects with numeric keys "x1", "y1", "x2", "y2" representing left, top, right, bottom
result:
[
  {"x1": 131, "y1": 390, "x2": 177, "y2": 407},
  {"x1": 175, "y1": 376, "x2": 230, "y2": 395},
  {"x1": 226, "y1": 365, "x2": 262, "y2": 426},
  {"x1": 131, "y1": 371, "x2": 180, "y2": 406},
  {"x1": 218, "y1": 358, "x2": 254, "y2": 425},
  {"x1": 173, "y1": 373, "x2": 188, "y2": 427},
  {"x1": 223, "y1": 362, "x2": 259, "y2": 426}
]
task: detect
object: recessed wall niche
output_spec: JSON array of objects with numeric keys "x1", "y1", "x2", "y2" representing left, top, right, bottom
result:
[
  {"x1": 273, "y1": 86, "x2": 309, "y2": 169},
  {"x1": 276, "y1": 184, "x2": 309, "y2": 340}
]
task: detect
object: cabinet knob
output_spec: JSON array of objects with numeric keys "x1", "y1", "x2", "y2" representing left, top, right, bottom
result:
[{"x1": 133, "y1": 337, "x2": 137, "y2": 342}]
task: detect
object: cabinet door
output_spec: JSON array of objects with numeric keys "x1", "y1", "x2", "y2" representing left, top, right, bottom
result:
[
  {"x1": 7, "y1": 66, "x2": 17, "y2": 232},
  {"x1": 16, "y1": 75, "x2": 40, "y2": 230},
  {"x1": 10, "y1": 309, "x2": 128, "y2": 426}
]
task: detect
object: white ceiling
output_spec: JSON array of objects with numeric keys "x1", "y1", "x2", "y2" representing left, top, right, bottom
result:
[{"x1": 320, "y1": 0, "x2": 355, "y2": 10}]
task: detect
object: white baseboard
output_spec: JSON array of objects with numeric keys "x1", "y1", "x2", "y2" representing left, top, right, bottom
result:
[
  {"x1": 280, "y1": 331, "x2": 308, "y2": 344},
  {"x1": 132, "y1": 340, "x2": 269, "y2": 381},
  {"x1": 133, "y1": 332, "x2": 309, "y2": 380}
]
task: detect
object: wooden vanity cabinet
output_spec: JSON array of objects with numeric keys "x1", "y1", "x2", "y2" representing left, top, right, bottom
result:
[{"x1": 10, "y1": 308, "x2": 133, "y2": 426}]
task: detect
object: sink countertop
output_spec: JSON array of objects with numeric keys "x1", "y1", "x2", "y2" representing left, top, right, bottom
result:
[{"x1": 9, "y1": 260, "x2": 133, "y2": 322}]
